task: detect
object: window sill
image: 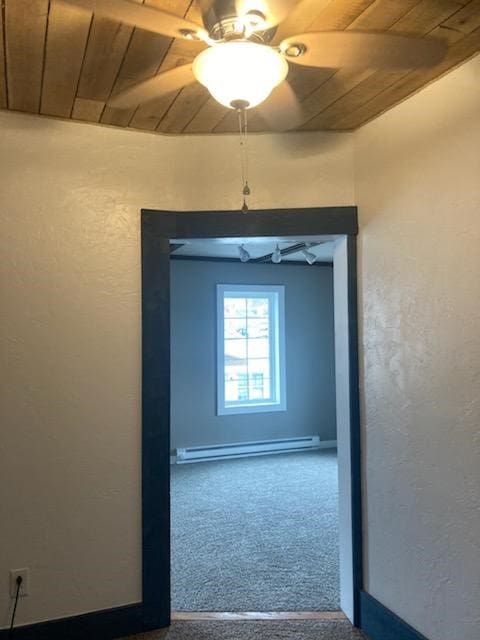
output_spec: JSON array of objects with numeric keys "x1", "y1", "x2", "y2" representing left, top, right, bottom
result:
[{"x1": 217, "y1": 402, "x2": 287, "y2": 416}]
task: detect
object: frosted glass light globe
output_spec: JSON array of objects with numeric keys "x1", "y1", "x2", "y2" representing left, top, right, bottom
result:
[{"x1": 193, "y1": 41, "x2": 288, "y2": 109}]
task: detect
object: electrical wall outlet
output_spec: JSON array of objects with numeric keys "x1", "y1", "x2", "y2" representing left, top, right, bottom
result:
[{"x1": 9, "y1": 569, "x2": 29, "y2": 597}]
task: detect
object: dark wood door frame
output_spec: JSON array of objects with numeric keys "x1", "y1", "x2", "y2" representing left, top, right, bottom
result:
[{"x1": 141, "y1": 206, "x2": 362, "y2": 630}]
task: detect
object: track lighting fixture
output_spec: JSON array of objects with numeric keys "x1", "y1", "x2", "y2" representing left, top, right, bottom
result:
[
  {"x1": 271, "y1": 244, "x2": 282, "y2": 264},
  {"x1": 302, "y1": 247, "x2": 317, "y2": 265},
  {"x1": 238, "y1": 244, "x2": 250, "y2": 262}
]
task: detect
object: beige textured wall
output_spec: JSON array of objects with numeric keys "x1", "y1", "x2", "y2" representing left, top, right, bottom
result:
[
  {"x1": 0, "y1": 112, "x2": 354, "y2": 627},
  {"x1": 2, "y1": 54, "x2": 479, "y2": 634},
  {"x1": 355, "y1": 55, "x2": 480, "y2": 640}
]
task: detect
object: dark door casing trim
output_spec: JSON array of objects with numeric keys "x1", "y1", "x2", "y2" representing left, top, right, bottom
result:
[{"x1": 141, "y1": 206, "x2": 362, "y2": 630}]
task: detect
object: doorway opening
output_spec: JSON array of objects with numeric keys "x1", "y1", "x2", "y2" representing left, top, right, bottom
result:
[
  {"x1": 141, "y1": 208, "x2": 361, "y2": 630},
  {"x1": 170, "y1": 236, "x2": 339, "y2": 614}
]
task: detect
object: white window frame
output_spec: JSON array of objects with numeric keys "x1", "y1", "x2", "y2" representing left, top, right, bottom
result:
[{"x1": 216, "y1": 284, "x2": 286, "y2": 415}]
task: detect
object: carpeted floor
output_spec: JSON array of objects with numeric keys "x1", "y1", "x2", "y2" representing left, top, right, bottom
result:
[
  {"x1": 171, "y1": 450, "x2": 339, "y2": 611},
  {"x1": 122, "y1": 620, "x2": 365, "y2": 640}
]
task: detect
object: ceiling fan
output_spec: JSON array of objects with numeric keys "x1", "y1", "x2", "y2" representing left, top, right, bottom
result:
[{"x1": 60, "y1": 0, "x2": 447, "y2": 129}]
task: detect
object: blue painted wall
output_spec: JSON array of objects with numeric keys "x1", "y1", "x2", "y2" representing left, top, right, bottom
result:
[{"x1": 170, "y1": 260, "x2": 336, "y2": 449}]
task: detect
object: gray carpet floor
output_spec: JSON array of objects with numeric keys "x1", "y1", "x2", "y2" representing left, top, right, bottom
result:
[
  {"x1": 122, "y1": 620, "x2": 365, "y2": 640},
  {"x1": 171, "y1": 450, "x2": 339, "y2": 611}
]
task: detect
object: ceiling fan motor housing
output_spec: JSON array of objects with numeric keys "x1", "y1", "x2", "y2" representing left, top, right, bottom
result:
[{"x1": 202, "y1": 0, "x2": 276, "y2": 42}]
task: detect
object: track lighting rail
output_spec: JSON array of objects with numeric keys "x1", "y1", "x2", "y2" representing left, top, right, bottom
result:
[{"x1": 253, "y1": 242, "x2": 322, "y2": 263}]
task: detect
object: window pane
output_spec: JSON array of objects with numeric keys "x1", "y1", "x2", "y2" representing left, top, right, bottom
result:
[
  {"x1": 224, "y1": 297, "x2": 246, "y2": 318},
  {"x1": 247, "y1": 298, "x2": 269, "y2": 317},
  {"x1": 248, "y1": 358, "x2": 270, "y2": 378},
  {"x1": 237, "y1": 372, "x2": 248, "y2": 401},
  {"x1": 247, "y1": 318, "x2": 269, "y2": 338},
  {"x1": 249, "y1": 375, "x2": 271, "y2": 400},
  {"x1": 225, "y1": 366, "x2": 247, "y2": 382},
  {"x1": 218, "y1": 286, "x2": 284, "y2": 413},
  {"x1": 224, "y1": 339, "x2": 247, "y2": 361},
  {"x1": 224, "y1": 318, "x2": 247, "y2": 339},
  {"x1": 225, "y1": 380, "x2": 248, "y2": 402},
  {"x1": 247, "y1": 338, "x2": 269, "y2": 358}
]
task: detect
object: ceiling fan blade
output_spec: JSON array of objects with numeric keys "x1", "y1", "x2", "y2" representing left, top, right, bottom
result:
[
  {"x1": 236, "y1": 0, "x2": 296, "y2": 29},
  {"x1": 58, "y1": 0, "x2": 208, "y2": 41},
  {"x1": 258, "y1": 80, "x2": 303, "y2": 131},
  {"x1": 280, "y1": 31, "x2": 447, "y2": 70},
  {"x1": 108, "y1": 64, "x2": 195, "y2": 108}
]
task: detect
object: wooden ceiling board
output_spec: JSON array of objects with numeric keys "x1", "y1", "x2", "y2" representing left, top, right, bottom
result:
[
  {"x1": 389, "y1": 0, "x2": 465, "y2": 35},
  {"x1": 300, "y1": 0, "x2": 470, "y2": 130},
  {"x1": 128, "y1": 55, "x2": 193, "y2": 130},
  {"x1": 4, "y1": 0, "x2": 49, "y2": 113},
  {"x1": 429, "y1": 24, "x2": 469, "y2": 46},
  {"x1": 348, "y1": 0, "x2": 420, "y2": 31},
  {"x1": 76, "y1": 15, "x2": 136, "y2": 103},
  {"x1": 299, "y1": 67, "x2": 374, "y2": 126},
  {"x1": 265, "y1": 0, "x2": 405, "y2": 131},
  {"x1": 212, "y1": 108, "x2": 241, "y2": 133},
  {"x1": 183, "y1": 97, "x2": 231, "y2": 131},
  {"x1": 130, "y1": 6, "x2": 207, "y2": 131},
  {"x1": 71, "y1": 96, "x2": 106, "y2": 120},
  {"x1": 308, "y1": 0, "x2": 377, "y2": 31},
  {"x1": 100, "y1": 0, "x2": 193, "y2": 127},
  {"x1": 276, "y1": 0, "x2": 429, "y2": 134},
  {"x1": 41, "y1": 2, "x2": 93, "y2": 117},
  {"x1": 286, "y1": 66, "x2": 336, "y2": 101},
  {"x1": 245, "y1": 67, "x2": 338, "y2": 132},
  {"x1": 0, "y1": 0, "x2": 478, "y2": 134},
  {"x1": 443, "y1": 0, "x2": 480, "y2": 33},
  {"x1": 301, "y1": 68, "x2": 407, "y2": 130},
  {"x1": 157, "y1": 81, "x2": 210, "y2": 132},
  {"x1": 183, "y1": 96, "x2": 227, "y2": 133},
  {"x1": 333, "y1": 25, "x2": 480, "y2": 129},
  {"x1": 272, "y1": 0, "x2": 332, "y2": 43}
]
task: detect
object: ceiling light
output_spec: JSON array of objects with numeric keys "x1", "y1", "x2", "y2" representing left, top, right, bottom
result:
[
  {"x1": 239, "y1": 244, "x2": 250, "y2": 262},
  {"x1": 193, "y1": 41, "x2": 288, "y2": 109},
  {"x1": 271, "y1": 244, "x2": 282, "y2": 264},
  {"x1": 302, "y1": 248, "x2": 317, "y2": 265}
]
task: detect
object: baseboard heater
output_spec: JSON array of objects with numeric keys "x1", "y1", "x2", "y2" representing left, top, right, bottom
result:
[{"x1": 175, "y1": 436, "x2": 336, "y2": 464}]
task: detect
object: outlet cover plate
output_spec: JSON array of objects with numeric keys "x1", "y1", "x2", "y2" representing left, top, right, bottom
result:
[{"x1": 10, "y1": 568, "x2": 29, "y2": 597}]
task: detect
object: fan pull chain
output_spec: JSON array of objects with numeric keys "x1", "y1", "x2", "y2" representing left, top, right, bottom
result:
[{"x1": 237, "y1": 108, "x2": 250, "y2": 213}]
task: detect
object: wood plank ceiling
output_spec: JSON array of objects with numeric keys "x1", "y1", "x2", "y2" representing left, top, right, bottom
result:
[{"x1": 1, "y1": 0, "x2": 479, "y2": 134}]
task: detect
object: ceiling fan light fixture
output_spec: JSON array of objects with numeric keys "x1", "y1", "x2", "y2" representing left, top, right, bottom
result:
[
  {"x1": 193, "y1": 41, "x2": 288, "y2": 109},
  {"x1": 241, "y1": 10, "x2": 267, "y2": 32},
  {"x1": 282, "y1": 43, "x2": 306, "y2": 58},
  {"x1": 179, "y1": 28, "x2": 202, "y2": 41}
]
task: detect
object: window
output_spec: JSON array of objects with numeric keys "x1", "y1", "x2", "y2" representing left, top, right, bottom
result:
[{"x1": 217, "y1": 284, "x2": 286, "y2": 415}]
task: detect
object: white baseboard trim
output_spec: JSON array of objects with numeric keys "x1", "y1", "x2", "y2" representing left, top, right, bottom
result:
[
  {"x1": 317, "y1": 440, "x2": 338, "y2": 449},
  {"x1": 172, "y1": 437, "x2": 337, "y2": 464}
]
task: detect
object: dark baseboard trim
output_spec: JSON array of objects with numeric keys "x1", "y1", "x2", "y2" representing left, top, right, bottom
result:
[
  {"x1": 0, "y1": 603, "x2": 167, "y2": 640},
  {"x1": 360, "y1": 592, "x2": 429, "y2": 640}
]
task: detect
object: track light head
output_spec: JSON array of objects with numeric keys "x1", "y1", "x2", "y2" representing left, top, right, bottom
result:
[
  {"x1": 302, "y1": 248, "x2": 317, "y2": 265},
  {"x1": 271, "y1": 244, "x2": 282, "y2": 264},
  {"x1": 239, "y1": 244, "x2": 250, "y2": 262}
]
